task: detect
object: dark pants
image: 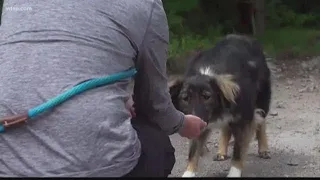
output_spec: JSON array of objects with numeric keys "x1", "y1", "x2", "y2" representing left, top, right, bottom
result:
[{"x1": 123, "y1": 117, "x2": 176, "y2": 177}]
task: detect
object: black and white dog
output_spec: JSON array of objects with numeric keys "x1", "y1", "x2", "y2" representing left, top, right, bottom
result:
[{"x1": 169, "y1": 34, "x2": 272, "y2": 177}]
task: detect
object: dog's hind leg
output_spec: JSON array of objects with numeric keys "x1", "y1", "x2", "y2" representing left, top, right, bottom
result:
[
  {"x1": 214, "y1": 125, "x2": 231, "y2": 161},
  {"x1": 255, "y1": 79, "x2": 272, "y2": 159},
  {"x1": 227, "y1": 123, "x2": 255, "y2": 177},
  {"x1": 256, "y1": 119, "x2": 271, "y2": 159},
  {"x1": 182, "y1": 128, "x2": 211, "y2": 177}
]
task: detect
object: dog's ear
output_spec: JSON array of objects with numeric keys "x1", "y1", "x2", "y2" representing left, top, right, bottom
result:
[
  {"x1": 168, "y1": 76, "x2": 184, "y2": 108},
  {"x1": 212, "y1": 74, "x2": 240, "y2": 104}
]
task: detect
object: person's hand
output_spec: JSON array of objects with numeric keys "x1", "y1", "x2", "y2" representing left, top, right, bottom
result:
[
  {"x1": 125, "y1": 98, "x2": 136, "y2": 117},
  {"x1": 178, "y1": 115, "x2": 207, "y2": 139}
]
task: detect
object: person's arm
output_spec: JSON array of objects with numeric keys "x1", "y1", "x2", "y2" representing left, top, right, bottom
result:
[{"x1": 133, "y1": 0, "x2": 184, "y2": 135}]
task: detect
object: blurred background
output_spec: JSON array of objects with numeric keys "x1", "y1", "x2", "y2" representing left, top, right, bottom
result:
[
  {"x1": 163, "y1": 0, "x2": 320, "y2": 73},
  {"x1": 1, "y1": 0, "x2": 319, "y2": 74}
]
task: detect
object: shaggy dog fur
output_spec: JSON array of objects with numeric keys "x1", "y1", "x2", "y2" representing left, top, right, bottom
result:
[{"x1": 169, "y1": 34, "x2": 272, "y2": 177}]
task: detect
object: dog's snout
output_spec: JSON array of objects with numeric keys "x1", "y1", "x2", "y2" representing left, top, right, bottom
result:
[{"x1": 191, "y1": 105, "x2": 208, "y2": 122}]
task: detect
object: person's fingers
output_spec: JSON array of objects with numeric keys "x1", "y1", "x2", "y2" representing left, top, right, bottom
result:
[
  {"x1": 130, "y1": 107, "x2": 136, "y2": 117},
  {"x1": 125, "y1": 98, "x2": 136, "y2": 117},
  {"x1": 200, "y1": 120, "x2": 207, "y2": 127}
]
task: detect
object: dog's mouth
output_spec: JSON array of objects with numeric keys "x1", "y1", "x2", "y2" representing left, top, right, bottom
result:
[
  {"x1": 191, "y1": 113, "x2": 210, "y2": 124},
  {"x1": 191, "y1": 112, "x2": 208, "y2": 123}
]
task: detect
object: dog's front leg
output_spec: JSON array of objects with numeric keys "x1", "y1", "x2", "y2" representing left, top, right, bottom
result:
[
  {"x1": 214, "y1": 125, "x2": 232, "y2": 161},
  {"x1": 182, "y1": 128, "x2": 211, "y2": 177},
  {"x1": 227, "y1": 123, "x2": 255, "y2": 177}
]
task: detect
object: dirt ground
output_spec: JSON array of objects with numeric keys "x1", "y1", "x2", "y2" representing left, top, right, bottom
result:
[{"x1": 168, "y1": 57, "x2": 320, "y2": 177}]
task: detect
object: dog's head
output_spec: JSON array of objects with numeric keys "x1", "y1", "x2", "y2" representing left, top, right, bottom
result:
[{"x1": 169, "y1": 70, "x2": 240, "y2": 124}]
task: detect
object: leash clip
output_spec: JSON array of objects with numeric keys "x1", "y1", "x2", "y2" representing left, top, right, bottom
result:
[{"x1": 0, "y1": 114, "x2": 28, "y2": 128}]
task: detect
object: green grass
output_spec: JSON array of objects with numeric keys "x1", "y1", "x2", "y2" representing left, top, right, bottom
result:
[
  {"x1": 167, "y1": 28, "x2": 320, "y2": 73},
  {"x1": 167, "y1": 25, "x2": 223, "y2": 59},
  {"x1": 168, "y1": 35, "x2": 214, "y2": 59},
  {"x1": 167, "y1": 35, "x2": 215, "y2": 73},
  {"x1": 256, "y1": 28, "x2": 320, "y2": 58}
]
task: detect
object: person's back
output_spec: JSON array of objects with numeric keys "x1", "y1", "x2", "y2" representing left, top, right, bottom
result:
[{"x1": 0, "y1": 0, "x2": 153, "y2": 177}]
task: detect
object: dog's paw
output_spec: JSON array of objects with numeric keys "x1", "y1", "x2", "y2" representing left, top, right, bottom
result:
[
  {"x1": 258, "y1": 151, "x2": 271, "y2": 159},
  {"x1": 182, "y1": 171, "x2": 196, "y2": 177},
  {"x1": 213, "y1": 154, "x2": 228, "y2": 161},
  {"x1": 227, "y1": 166, "x2": 242, "y2": 177}
]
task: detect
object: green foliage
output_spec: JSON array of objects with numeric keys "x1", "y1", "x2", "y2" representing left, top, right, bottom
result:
[
  {"x1": 163, "y1": 0, "x2": 198, "y2": 13},
  {"x1": 168, "y1": 35, "x2": 210, "y2": 59},
  {"x1": 163, "y1": 0, "x2": 199, "y2": 37},
  {"x1": 163, "y1": 0, "x2": 320, "y2": 73},
  {"x1": 265, "y1": 0, "x2": 320, "y2": 28},
  {"x1": 256, "y1": 28, "x2": 320, "y2": 58},
  {"x1": 163, "y1": 0, "x2": 224, "y2": 62}
]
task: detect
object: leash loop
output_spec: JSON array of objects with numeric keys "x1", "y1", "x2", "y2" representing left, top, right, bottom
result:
[{"x1": 0, "y1": 67, "x2": 137, "y2": 133}]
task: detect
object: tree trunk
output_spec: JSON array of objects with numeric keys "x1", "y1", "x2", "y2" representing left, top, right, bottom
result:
[{"x1": 254, "y1": 0, "x2": 265, "y2": 35}]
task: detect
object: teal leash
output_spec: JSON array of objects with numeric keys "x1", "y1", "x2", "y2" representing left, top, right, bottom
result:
[{"x1": 0, "y1": 67, "x2": 137, "y2": 133}]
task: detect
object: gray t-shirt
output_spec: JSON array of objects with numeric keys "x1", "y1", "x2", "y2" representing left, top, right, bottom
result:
[{"x1": 0, "y1": 0, "x2": 184, "y2": 177}]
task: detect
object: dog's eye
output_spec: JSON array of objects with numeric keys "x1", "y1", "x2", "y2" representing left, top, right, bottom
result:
[
  {"x1": 180, "y1": 94, "x2": 189, "y2": 102},
  {"x1": 183, "y1": 96, "x2": 189, "y2": 102},
  {"x1": 202, "y1": 94, "x2": 211, "y2": 100},
  {"x1": 201, "y1": 91, "x2": 211, "y2": 100}
]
